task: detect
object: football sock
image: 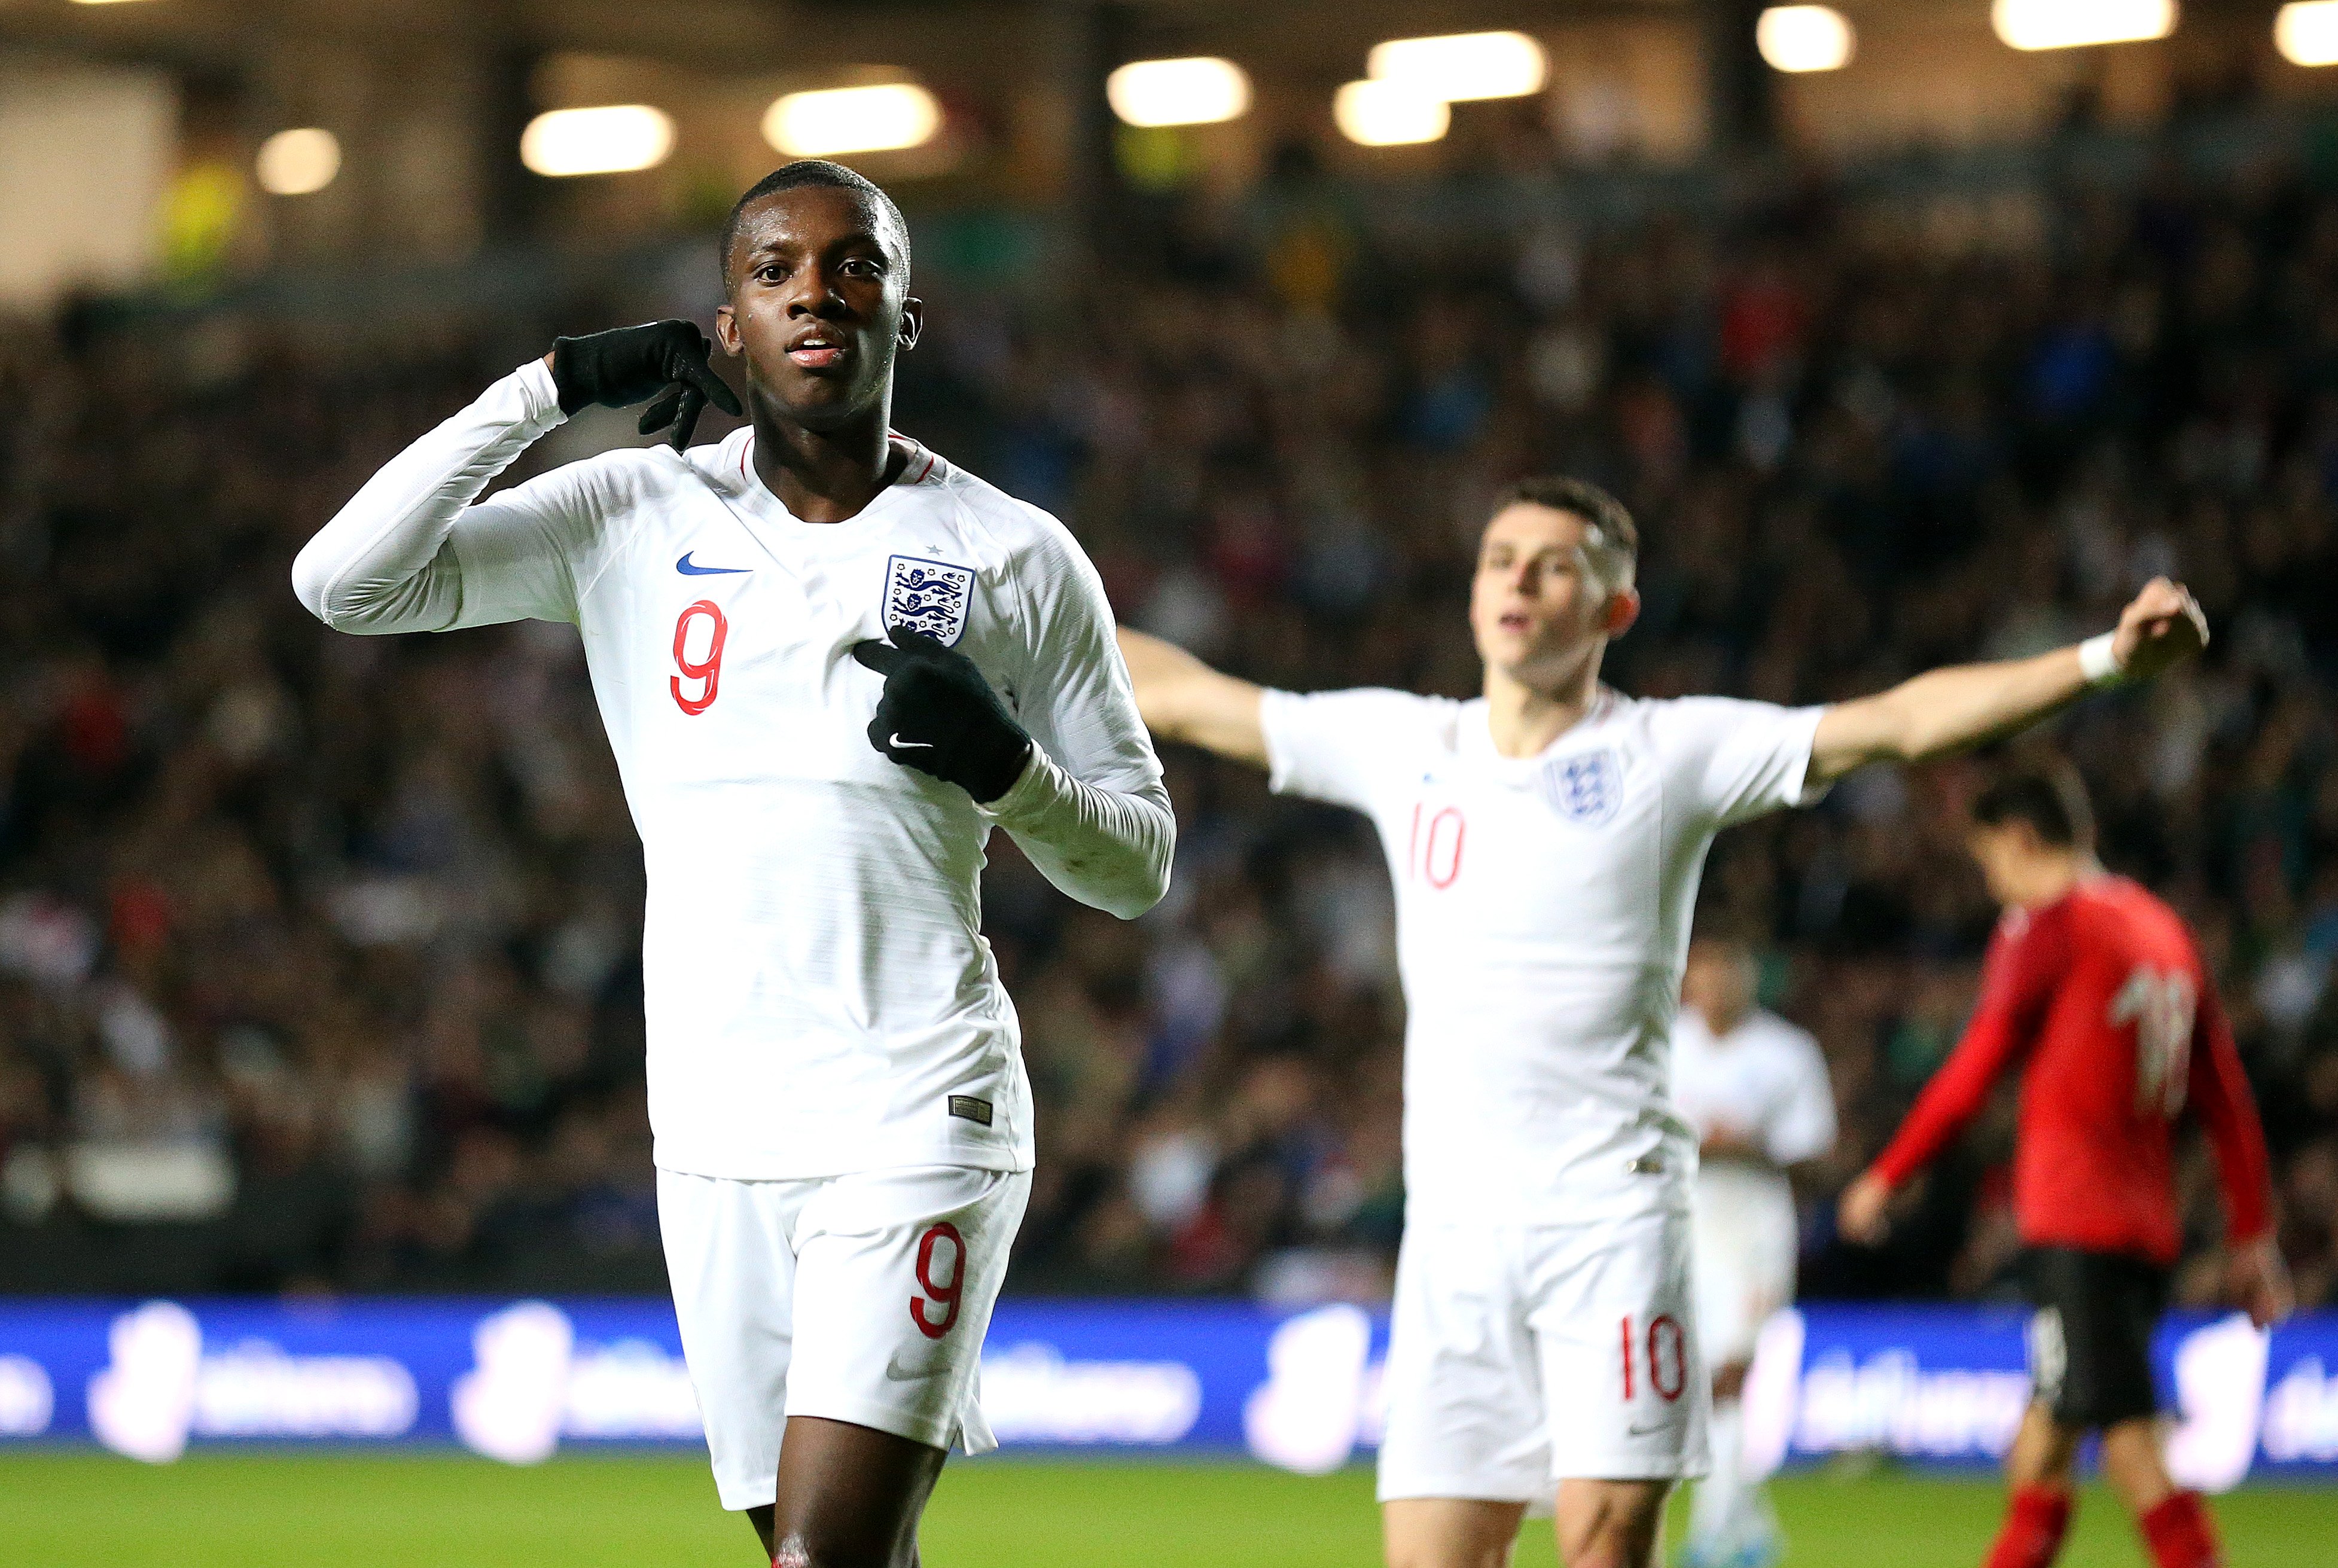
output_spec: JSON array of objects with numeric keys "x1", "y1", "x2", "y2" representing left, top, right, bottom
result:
[
  {"x1": 1689, "y1": 1398, "x2": 1755, "y2": 1553},
  {"x1": 2138, "y1": 1491, "x2": 2221, "y2": 1568},
  {"x1": 1983, "y1": 1484, "x2": 2072, "y2": 1568}
]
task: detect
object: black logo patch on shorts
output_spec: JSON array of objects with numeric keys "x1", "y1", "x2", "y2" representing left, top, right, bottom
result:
[{"x1": 947, "y1": 1095, "x2": 994, "y2": 1127}]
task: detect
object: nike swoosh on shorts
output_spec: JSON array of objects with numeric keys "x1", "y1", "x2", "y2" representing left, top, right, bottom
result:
[
  {"x1": 884, "y1": 1351, "x2": 938, "y2": 1382},
  {"x1": 889, "y1": 734, "x2": 934, "y2": 749}
]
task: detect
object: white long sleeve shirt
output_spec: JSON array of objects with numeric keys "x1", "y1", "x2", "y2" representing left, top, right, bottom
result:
[{"x1": 294, "y1": 360, "x2": 1171, "y2": 1179}]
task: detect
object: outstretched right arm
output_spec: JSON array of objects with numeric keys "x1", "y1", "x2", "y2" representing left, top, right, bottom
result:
[{"x1": 1114, "y1": 627, "x2": 1269, "y2": 768}]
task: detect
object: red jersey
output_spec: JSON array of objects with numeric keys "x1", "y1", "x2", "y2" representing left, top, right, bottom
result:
[{"x1": 1871, "y1": 875, "x2": 2272, "y2": 1266}]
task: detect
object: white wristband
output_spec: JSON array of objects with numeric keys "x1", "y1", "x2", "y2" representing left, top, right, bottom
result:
[{"x1": 2078, "y1": 632, "x2": 2125, "y2": 687}]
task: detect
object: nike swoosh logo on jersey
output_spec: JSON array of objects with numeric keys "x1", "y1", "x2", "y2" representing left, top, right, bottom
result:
[
  {"x1": 890, "y1": 734, "x2": 934, "y2": 749},
  {"x1": 676, "y1": 552, "x2": 749, "y2": 575},
  {"x1": 1626, "y1": 1421, "x2": 1673, "y2": 1437},
  {"x1": 883, "y1": 1351, "x2": 938, "y2": 1383}
]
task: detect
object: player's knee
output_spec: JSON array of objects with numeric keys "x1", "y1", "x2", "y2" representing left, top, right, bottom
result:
[
  {"x1": 1559, "y1": 1526, "x2": 1659, "y2": 1568},
  {"x1": 770, "y1": 1529, "x2": 911, "y2": 1568},
  {"x1": 1383, "y1": 1542, "x2": 1513, "y2": 1568},
  {"x1": 1555, "y1": 1495, "x2": 1665, "y2": 1568}
]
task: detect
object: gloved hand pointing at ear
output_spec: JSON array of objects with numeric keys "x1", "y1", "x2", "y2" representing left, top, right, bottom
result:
[{"x1": 547, "y1": 321, "x2": 743, "y2": 450}]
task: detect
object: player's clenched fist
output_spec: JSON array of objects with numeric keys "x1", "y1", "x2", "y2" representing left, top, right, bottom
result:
[
  {"x1": 851, "y1": 629, "x2": 1033, "y2": 803},
  {"x1": 2108, "y1": 576, "x2": 2209, "y2": 684},
  {"x1": 547, "y1": 321, "x2": 743, "y2": 450}
]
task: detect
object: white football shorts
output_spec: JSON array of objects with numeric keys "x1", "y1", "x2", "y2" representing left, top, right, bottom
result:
[
  {"x1": 657, "y1": 1162, "x2": 1031, "y2": 1511},
  {"x1": 1690, "y1": 1169, "x2": 1799, "y2": 1368},
  {"x1": 1377, "y1": 1204, "x2": 1709, "y2": 1505}
]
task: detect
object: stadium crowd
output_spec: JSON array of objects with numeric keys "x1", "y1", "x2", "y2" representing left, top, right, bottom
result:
[{"x1": 3, "y1": 139, "x2": 2338, "y2": 1311}]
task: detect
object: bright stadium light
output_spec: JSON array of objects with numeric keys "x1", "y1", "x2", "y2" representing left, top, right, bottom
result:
[
  {"x1": 2277, "y1": 1, "x2": 2338, "y2": 66},
  {"x1": 1334, "y1": 80, "x2": 1451, "y2": 147},
  {"x1": 1107, "y1": 57, "x2": 1252, "y2": 127},
  {"x1": 763, "y1": 84, "x2": 941, "y2": 158},
  {"x1": 254, "y1": 129, "x2": 341, "y2": 197},
  {"x1": 1991, "y1": 0, "x2": 2177, "y2": 51},
  {"x1": 520, "y1": 105, "x2": 675, "y2": 178},
  {"x1": 1757, "y1": 6, "x2": 1857, "y2": 72},
  {"x1": 1367, "y1": 30, "x2": 1548, "y2": 102}
]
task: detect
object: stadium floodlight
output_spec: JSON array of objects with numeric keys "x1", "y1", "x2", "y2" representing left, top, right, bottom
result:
[
  {"x1": 763, "y1": 84, "x2": 941, "y2": 158},
  {"x1": 1334, "y1": 80, "x2": 1452, "y2": 147},
  {"x1": 2277, "y1": 1, "x2": 2338, "y2": 66},
  {"x1": 1366, "y1": 30, "x2": 1548, "y2": 102},
  {"x1": 1991, "y1": 0, "x2": 2177, "y2": 51},
  {"x1": 520, "y1": 106, "x2": 675, "y2": 178},
  {"x1": 1106, "y1": 57, "x2": 1252, "y2": 128},
  {"x1": 255, "y1": 129, "x2": 342, "y2": 196},
  {"x1": 1757, "y1": 6, "x2": 1857, "y2": 73}
]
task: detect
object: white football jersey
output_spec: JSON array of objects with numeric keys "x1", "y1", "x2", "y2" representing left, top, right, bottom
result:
[
  {"x1": 295, "y1": 361, "x2": 1170, "y2": 1182},
  {"x1": 1260, "y1": 686, "x2": 1824, "y2": 1224},
  {"x1": 1671, "y1": 1007, "x2": 1836, "y2": 1174}
]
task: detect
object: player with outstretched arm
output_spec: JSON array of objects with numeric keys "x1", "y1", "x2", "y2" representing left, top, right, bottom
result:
[
  {"x1": 1117, "y1": 475, "x2": 2207, "y2": 1568},
  {"x1": 292, "y1": 161, "x2": 1172, "y2": 1567},
  {"x1": 1839, "y1": 763, "x2": 2288, "y2": 1568},
  {"x1": 1670, "y1": 933, "x2": 1836, "y2": 1568}
]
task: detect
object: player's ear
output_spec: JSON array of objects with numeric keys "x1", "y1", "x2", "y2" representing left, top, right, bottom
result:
[
  {"x1": 897, "y1": 295, "x2": 924, "y2": 352},
  {"x1": 714, "y1": 303, "x2": 741, "y2": 358},
  {"x1": 1602, "y1": 586, "x2": 1641, "y2": 639}
]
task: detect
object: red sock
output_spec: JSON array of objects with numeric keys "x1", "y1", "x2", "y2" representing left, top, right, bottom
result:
[
  {"x1": 1984, "y1": 1484, "x2": 2073, "y2": 1568},
  {"x1": 2139, "y1": 1491, "x2": 2221, "y2": 1568}
]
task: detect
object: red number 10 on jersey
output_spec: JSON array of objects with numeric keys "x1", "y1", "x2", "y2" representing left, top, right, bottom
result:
[{"x1": 1409, "y1": 803, "x2": 1466, "y2": 888}]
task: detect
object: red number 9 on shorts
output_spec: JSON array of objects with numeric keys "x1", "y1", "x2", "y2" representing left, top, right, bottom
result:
[{"x1": 909, "y1": 1222, "x2": 965, "y2": 1340}]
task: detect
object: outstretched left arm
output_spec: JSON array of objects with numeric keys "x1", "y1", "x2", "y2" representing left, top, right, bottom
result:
[{"x1": 1807, "y1": 578, "x2": 2208, "y2": 788}]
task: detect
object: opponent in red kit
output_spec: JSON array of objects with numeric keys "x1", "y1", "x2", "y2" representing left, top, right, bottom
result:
[{"x1": 1840, "y1": 762, "x2": 2292, "y2": 1568}]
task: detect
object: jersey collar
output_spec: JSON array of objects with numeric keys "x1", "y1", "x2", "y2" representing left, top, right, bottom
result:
[
  {"x1": 1460, "y1": 686, "x2": 1620, "y2": 771},
  {"x1": 719, "y1": 430, "x2": 947, "y2": 528}
]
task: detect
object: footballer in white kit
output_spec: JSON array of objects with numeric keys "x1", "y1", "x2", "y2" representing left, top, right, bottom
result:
[
  {"x1": 294, "y1": 163, "x2": 1170, "y2": 1564},
  {"x1": 1119, "y1": 475, "x2": 2212, "y2": 1568},
  {"x1": 1671, "y1": 937, "x2": 1836, "y2": 1568}
]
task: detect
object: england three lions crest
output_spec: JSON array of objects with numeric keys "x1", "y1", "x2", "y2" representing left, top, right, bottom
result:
[
  {"x1": 1540, "y1": 748, "x2": 1621, "y2": 826},
  {"x1": 883, "y1": 555, "x2": 976, "y2": 646}
]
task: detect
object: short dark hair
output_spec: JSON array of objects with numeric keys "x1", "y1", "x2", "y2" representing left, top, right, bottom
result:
[
  {"x1": 720, "y1": 161, "x2": 912, "y2": 290},
  {"x1": 1973, "y1": 762, "x2": 2095, "y2": 850},
  {"x1": 1493, "y1": 475, "x2": 1639, "y2": 590}
]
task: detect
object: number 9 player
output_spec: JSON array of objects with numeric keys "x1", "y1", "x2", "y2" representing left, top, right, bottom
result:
[
  {"x1": 1119, "y1": 477, "x2": 2214, "y2": 1568},
  {"x1": 292, "y1": 163, "x2": 1172, "y2": 1565}
]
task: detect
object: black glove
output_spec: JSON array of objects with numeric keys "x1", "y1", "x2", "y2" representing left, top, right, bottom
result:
[
  {"x1": 548, "y1": 321, "x2": 743, "y2": 450},
  {"x1": 850, "y1": 629, "x2": 1033, "y2": 803}
]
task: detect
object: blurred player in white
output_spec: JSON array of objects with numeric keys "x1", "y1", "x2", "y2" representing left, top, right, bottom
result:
[
  {"x1": 294, "y1": 162, "x2": 1171, "y2": 1566},
  {"x1": 1670, "y1": 935, "x2": 1835, "y2": 1568},
  {"x1": 1118, "y1": 475, "x2": 2206, "y2": 1568}
]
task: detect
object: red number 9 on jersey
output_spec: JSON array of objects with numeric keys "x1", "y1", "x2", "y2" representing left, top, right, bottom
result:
[{"x1": 671, "y1": 600, "x2": 728, "y2": 715}]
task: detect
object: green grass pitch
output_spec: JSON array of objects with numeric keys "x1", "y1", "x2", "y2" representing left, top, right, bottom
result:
[{"x1": 0, "y1": 1452, "x2": 2325, "y2": 1566}]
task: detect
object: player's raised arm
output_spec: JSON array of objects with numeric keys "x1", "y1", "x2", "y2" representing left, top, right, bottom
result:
[
  {"x1": 1806, "y1": 577, "x2": 2208, "y2": 788},
  {"x1": 291, "y1": 322, "x2": 739, "y2": 634},
  {"x1": 1114, "y1": 627, "x2": 1269, "y2": 768}
]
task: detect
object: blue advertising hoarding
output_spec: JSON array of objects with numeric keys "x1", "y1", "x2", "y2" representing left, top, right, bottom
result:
[{"x1": 2, "y1": 1297, "x2": 2335, "y2": 1487}]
